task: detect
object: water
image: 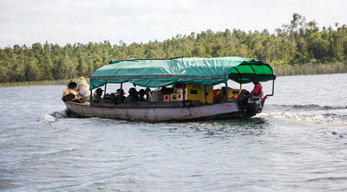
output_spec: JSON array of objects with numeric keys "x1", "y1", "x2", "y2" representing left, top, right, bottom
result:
[{"x1": 1, "y1": 74, "x2": 347, "y2": 191}]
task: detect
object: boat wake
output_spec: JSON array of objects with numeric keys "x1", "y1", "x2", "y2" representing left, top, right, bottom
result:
[
  {"x1": 37, "y1": 110, "x2": 70, "y2": 123},
  {"x1": 260, "y1": 104, "x2": 347, "y2": 126},
  {"x1": 37, "y1": 114, "x2": 56, "y2": 123},
  {"x1": 38, "y1": 104, "x2": 347, "y2": 127}
]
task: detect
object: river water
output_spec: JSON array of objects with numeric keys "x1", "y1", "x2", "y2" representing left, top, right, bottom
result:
[{"x1": 0, "y1": 74, "x2": 346, "y2": 191}]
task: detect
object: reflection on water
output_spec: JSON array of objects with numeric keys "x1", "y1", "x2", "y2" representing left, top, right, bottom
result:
[{"x1": 1, "y1": 74, "x2": 347, "y2": 191}]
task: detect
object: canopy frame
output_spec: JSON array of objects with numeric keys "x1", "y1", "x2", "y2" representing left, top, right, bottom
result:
[{"x1": 89, "y1": 57, "x2": 276, "y2": 91}]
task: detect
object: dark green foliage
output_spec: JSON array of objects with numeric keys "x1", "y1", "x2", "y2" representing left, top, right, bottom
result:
[{"x1": 1, "y1": 13, "x2": 347, "y2": 83}]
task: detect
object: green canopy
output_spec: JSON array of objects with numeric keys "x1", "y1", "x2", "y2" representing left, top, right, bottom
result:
[{"x1": 89, "y1": 56, "x2": 276, "y2": 90}]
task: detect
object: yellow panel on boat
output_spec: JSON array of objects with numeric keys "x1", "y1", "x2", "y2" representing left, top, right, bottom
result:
[
  {"x1": 184, "y1": 83, "x2": 213, "y2": 103},
  {"x1": 185, "y1": 84, "x2": 200, "y2": 101},
  {"x1": 171, "y1": 94, "x2": 177, "y2": 101},
  {"x1": 220, "y1": 88, "x2": 242, "y2": 101},
  {"x1": 199, "y1": 85, "x2": 213, "y2": 104}
]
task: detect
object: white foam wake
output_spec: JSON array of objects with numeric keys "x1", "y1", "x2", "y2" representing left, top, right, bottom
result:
[{"x1": 37, "y1": 114, "x2": 56, "y2": 123}]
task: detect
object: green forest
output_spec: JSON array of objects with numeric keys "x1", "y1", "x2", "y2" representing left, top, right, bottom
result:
[{"x1": 1, "y1": 13, "x2": 347, "y2": 84}]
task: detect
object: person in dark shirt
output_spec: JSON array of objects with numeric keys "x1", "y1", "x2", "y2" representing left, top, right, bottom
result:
[
  {"x1": 145, "y1": 87, "x2": 151, "y2": 101},
  {"x1": 124, "y1": 87, "x2": 138, "y2": 103},
  {"x1": 138, "y1": 89, "x2": 146, "y2": 101},
  {"x1": 92, "y1": 88, "x2": 103, "y2": 103},
  {"x1": 115, "y1": 89, "x2": 126, "y2": 103}
]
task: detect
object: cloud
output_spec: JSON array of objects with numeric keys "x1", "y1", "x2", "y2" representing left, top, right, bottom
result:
[{"x1": 1, "y1": 0, "x2": 347, "y2": 48}]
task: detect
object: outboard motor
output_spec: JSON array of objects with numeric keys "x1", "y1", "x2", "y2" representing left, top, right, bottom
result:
[{"x1": 246, "y1": 96, "x2": 262, "y2": 117}]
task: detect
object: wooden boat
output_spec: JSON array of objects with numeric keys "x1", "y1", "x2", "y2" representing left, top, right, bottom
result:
[{"x1": 64, "y1": 56, "x2": 276, "y2": 122}]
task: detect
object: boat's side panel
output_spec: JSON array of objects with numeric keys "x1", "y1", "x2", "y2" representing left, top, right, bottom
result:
[
  {"x1": 92, "y1": 107, "x2": 107, "y2": 118},
  {"x1": 188, "y1": 102, "x2": 239, "y2": 118},
  {"x1": 219, "y1": 102, "x2": 239, "y2": 114},
  {"x1": 103, "y1": 107, "x2": 116, "y2": 118},
  {"x1": 169, "y1": 108, "x2": 190, "y2": 120},
  {"x1": 179, "y1": 108, "x2": 193, "y2": 119},
  {"x1": 114, "y1": 107, "x2": 128, "y2": 120},
  {"x1": 125, "y1": 108, "x2": 154, "y2": 121},
  {"x1": 81, "y1": 104, "x2": 94, "y2": 117},
  {"x1": 67, "y1": 103, "x2": 85, "y2": 116},
  {"x1": 160, "y1": 108, "x2": 186, "y2": 121},
  {"x1": 65, "y1": 101, "x2": 241, "y2": 121},
  {"x1": 144, "y1": 108, "x2": 157, "y2": 121},
  {"x1": 153, "y1": 108, "x2": 167, "y2": 121},
  {"x1": 152, "y1": 107, "x2": 192, "y2": 121}
]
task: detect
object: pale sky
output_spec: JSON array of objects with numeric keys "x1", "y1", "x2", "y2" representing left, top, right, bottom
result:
[{"x1": 1, "y1": 0, "x2": 346, "y2": 48}]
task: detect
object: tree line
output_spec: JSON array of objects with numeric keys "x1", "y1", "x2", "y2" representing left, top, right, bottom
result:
[{"x1": 1, "y1": 13, "x2": 347, "y2": 83}]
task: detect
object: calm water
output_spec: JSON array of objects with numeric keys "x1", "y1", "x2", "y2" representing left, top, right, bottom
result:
[{"x1": 1, "y1": 74, "x2": 347, "y2": 191}]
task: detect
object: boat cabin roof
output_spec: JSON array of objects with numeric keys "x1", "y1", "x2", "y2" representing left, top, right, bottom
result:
[{"x1": 89, "y1": 56, "x2": 276, "y2": 90}]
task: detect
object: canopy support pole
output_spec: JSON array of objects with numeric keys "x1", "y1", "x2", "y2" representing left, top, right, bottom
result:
[
  {"x1": 266, "y1": 80, "x2": 275, "y2": 97},
  {"x1": 225, "y1": 81, "x2": 228, "y2": 102},
  {"x1": 104, "y1": 83, "x2": 107, "y2": 94},
  {"x1": 183, "y1": 84, "x2": 186, "y2": 102},
  {"x1": 90, "y1": 90, "x2": 92, "y2": 102},
  {"x1": 120, "y1": 83, "x2": 123, "y2": 91},
  {"x1": 232, "y1": 67, "x2": 242, "y2": 90},
  {"x1": 204, "y1": 85, "x2": 207, "y2": 103}
]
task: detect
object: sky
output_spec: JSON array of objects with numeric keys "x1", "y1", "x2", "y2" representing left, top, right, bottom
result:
[{"x1": 1, "y1": 0, "x2": 346, "y2": 48}]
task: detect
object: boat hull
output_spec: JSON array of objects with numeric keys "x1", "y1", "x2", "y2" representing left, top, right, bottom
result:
[{"x1": 64, "y1": 101, "x2": 244, "y2": 122}]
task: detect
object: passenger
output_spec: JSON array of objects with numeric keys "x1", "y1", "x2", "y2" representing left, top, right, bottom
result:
[
  {"x1": 76, "y1": 77, "x2": 90, "y2": 102},
  {"x1": 124, "y1": 87, "x2": 138, "y2": 103},
  {"x1": 237, "y1": 75, "x2": 264, "y2": 102},
  {"x1": 62, "y1": 81, "x2": 81, "y2": 103},
  {"x1": 109, "y1": 93, "x2": 117, "y2": 104},
  {"x1": 145, "y1": 87, "x2": 151, "y2": 101},
  {"x1": 92, "y1": 88, "x2": 103, "y2": 103},
  {"x1": 103, "y1": 93, "x2": 112, "y2": 103},
  {"x1": 115, "y1": 89, "x2": 126, "y2": 103},
  {"x1": 138, "y1": 89, "x2": 146, "y2": 101}
]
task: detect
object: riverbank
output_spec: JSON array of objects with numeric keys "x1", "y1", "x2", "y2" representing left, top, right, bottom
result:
[
  {"x1": 272, "y1": 62, "x2": 347, "y2": 76},
  {"x1": 0, "y1": 79, "x2": 85, "y2": 87},
  {"x1": 1, "y1": 62, "x2": 346, "y2": 87}
]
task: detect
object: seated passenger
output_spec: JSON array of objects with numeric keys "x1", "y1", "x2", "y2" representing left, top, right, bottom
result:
[
  {"x1": 115, "y1": 89, "x2": 126, "y2": 103},
  {"x1": 103, "y1": 93, "x2": 112, "y2": 103},
  {"x1": 145, "y1": 87, "x2": 151, "y2": 101},
  {"x1": 124, "y1": 87, "x2": 138, "y2": 103},
  {"x1": 110, "y1": 93, "x2": 116, "y2": 104},
  {"x1": 138, "y1": 89, "x2": 146, "y2": 101},
  {"x1": 237, "y1": 76, "x2": 264, "y2": 103},
  {"x1": 62, "y1": 81, "x2": 81, "y2": 103},
  {"x1": 92, "y1": 88, "x2": 103, "y2": 103}
]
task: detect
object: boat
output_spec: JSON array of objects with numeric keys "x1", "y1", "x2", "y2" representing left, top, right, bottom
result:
[{"x1": 64, "y1": 56, "x2": 276, "y2": 122}]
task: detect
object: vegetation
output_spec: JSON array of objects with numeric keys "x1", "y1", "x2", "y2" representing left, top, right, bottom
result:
[
  {"x1": 1, "y1": 13, "x2": 347, "y2": 85},
  {"x1": 273, "y1": 62, "x2": 347, "y2": 76},
  {"x1": 0, "y1": 78, "x2": 84, "y2": 87}
]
